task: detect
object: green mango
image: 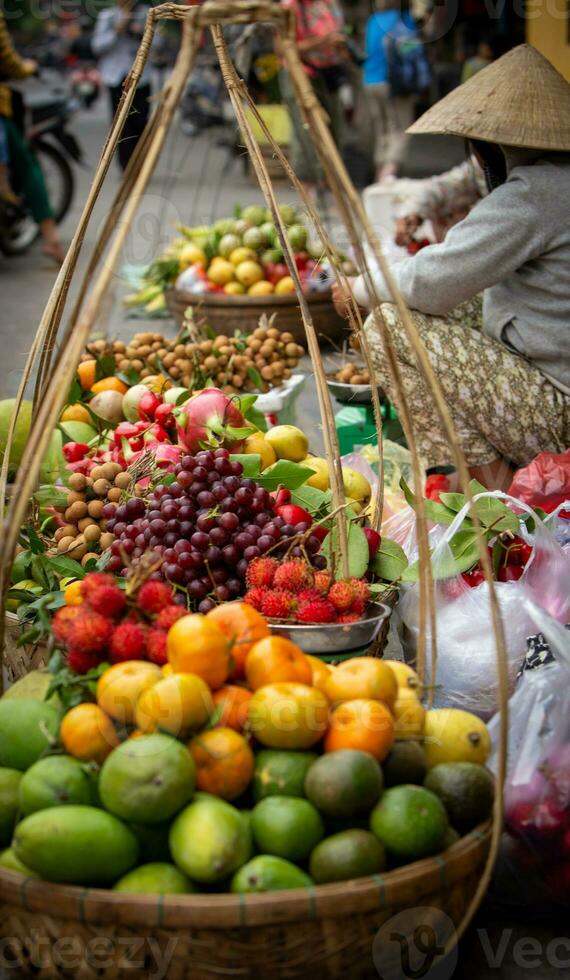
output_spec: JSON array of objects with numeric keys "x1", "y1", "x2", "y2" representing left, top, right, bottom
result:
[
  {"x1": 113, "y1": 863, "x2": 196, "y2": 895},
  {"x1": 170, "y1": 795, "x2": 251, "y2": 884},
  {"x1": 18, "y1": 756, "x2": 94, "y2": 815},
  {"x1": 0, "y1": 700, "x2": 60, "y2": 771},
  {"x1": 231, "y1": 855, "x2": 313, "y2": 894},
  {"x1": 0, "y1": 769, "x2": 22, "y2": 846},
  {"x1": 13, "y1": 806, "x2": 139, "y2": 885}
]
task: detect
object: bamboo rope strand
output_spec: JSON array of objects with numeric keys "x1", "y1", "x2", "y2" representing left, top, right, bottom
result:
[{"x1": 212, "y1": 25, "x2": 350, "y2": 576}]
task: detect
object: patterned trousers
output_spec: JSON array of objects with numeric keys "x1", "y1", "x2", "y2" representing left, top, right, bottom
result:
[{"x1": 364, "y1": 299, "x2": 570, "y2": 469}]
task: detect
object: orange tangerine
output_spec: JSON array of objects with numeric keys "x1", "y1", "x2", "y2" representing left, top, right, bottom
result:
[
  {"x1": 248, "y1": 682, "x2": 329, "y2": 749},
  {"x1": 167, "y1": 614, "x2": 232, "y2": 689},
  {"x1": 206, "y1": 602, "x2": 269, "y2": 680},
  {"x1": 135, "y1": 672, "x2": 214, "y2": 737},
  {"x1": 60, "y1": 703, "x2": 119, "y2": 764},
  {"x1": 61, "y1": 403, "x2": 91, "y2": 424},
  {"x1": 77, "y1": 360, "x2": 97, "y2": 391},
  {"x1": 245, "y1": 636, "x2": 312, "y2": 691},
  {"x1": 189, "y1": 727, "x2": 254, "y2": 801},
  {"x1": 90, "y1": 376, "x2": 128, "y2": 396},
  {"x1": 212, "y1": 685, "x2": 252, "y2": 732},
  {"x1": 63, "y1": 581, "x2": 83, "y2": 606},
  {"x1": 324, "y1": 698, "x2": 394, "y2": 761},
  {"x1": 324, "y1": 657, "x2": 397, "y2": 708},
  {"x1": 306, "y1": 655, "x2": 332, "y2": 696}
]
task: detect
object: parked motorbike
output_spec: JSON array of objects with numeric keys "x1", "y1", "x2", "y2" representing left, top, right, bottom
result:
[{"x1": 0, "y1": 75, "x2": 83, "y2": 256}]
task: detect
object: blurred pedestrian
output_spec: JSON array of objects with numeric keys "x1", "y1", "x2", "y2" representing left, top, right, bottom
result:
[
  {"x1": 279, "y1": 0, "x2": 348, "y2": 191},
  {"x1": 92, "y1": 0, "x2": 153, "y2": 170},
  {"x1": 0, "y1": 12, "x2": 65, "y2": 262},
  {"x1": 364, "y1": 0, "x2": 430, "y2": 182}
]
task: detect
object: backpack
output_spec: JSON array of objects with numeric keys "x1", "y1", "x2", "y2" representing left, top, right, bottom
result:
[{"x1": 384, "y1": 17, "x2": 431, "y2": 96}]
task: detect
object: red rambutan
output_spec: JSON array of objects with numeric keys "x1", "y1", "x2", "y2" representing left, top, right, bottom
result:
[
  {"x1": 65, "y1": 608, "x2": 114, "y2": 655},
  {"x1": 350, "y1": 578, "x2": 371, "y2": 603},
  {"x1": 85, "y1": 582, "x2": 126, "y2": 618},
  {"x1": 296, "y1": 597, "x2": 337, "y2": 624},
  {"x1": 350, "y1": 597, "x2": 366, "y2": 615},
  {"x1": 273, "y1": 559, "x2": 314, "y2": 594},
  {"x1": 146, "y1": 628, "x2": 168, "y2": 666},
  {"x1": 80, "y1": 573, "x2": 117, "y2": 603},
  {"x1": 297, "y1": 588, "x2": 320, "y2": 604},
  {"x1": 67, "y1": 649, "x2": 104, "y2": 674},
  {"x1": 328, "y1": 580, "x2": 356, "y2": 613},
  {"x1": 337, "y1": 613, "x2": 361, "y2": 624},
  {"x1": 137, "y1": 580, "x2": 175, "y2": 615},
  {"x1": 260, "y1": 590, "x2": 296, "y2": 620},
  {"x1": 243, "y1": 587, "x2": 267, "y2": 612},
  {"x1": 109, "y1": 622, "x2": 147, "y2": 663},
  {"x1": 245, "y1": 557, "x2": 279, "y2": 589},
  {"x1": 52, "y1": 606, "x2": 83, "y2": 646},
  {"x1": 314, "y1": 570, "x2": 332, "y2": 593},
  {"x1": 155, "y1": 605, "x2": 186, "y2": 631}
]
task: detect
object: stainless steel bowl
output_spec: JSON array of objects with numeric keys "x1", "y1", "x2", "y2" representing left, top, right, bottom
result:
[
  {"x1": 326, "y1": 378, "x2": 380, "y2": 406},
  {"x1": 269, "y1": 602, "x2": 391, "y2": 655}
]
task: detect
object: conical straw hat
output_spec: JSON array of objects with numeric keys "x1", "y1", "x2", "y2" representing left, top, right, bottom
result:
[{"x1": 407, "y1": 44, "x2": 570, "y2": 151}]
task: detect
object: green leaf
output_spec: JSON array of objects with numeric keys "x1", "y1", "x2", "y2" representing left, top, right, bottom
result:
[
  {"x1": 46, "y1": 556, "x2": 86, "y2": 579},
  {"x1": 473, "y1": 497, "x2": 519, "y2": 534},
  {"x1": 438, "y1": 492, "x2": 467, "y2": 513},
  {"x1": 236, "y1": 394, "x2": 258, "y2": 415},
  {"x1": 402, "y1": 529, "x2": 482, "y2": 583},
  {"x1": 247, "y1": 365, "x2": 264, "y2": 390},
  {"x1": 291, "y1": 485, "x2": 331, "y2": 516},
  {"x1": 230, "y1": 454, "x2": 262, "y2": 479},
  {"x1": 31, "y1": 555, "x2": 52, "y2": 590},
  {"x1": 323, "y1": 521, "x2": 369, "y2": 580},
  {"x1": 34, "y1": 485, "x2": 69, "y2": 508},
  {"x1": 400, "y1": 479, "x2": 458, "y2": 527},
  {"x1": 67, "y1": 377, "x2": 83, "y2": 406},
  {"x1": 175, "y1": 389, "x2": 192, "y2": 406},
  {"x1": 117, "y1": 367, "x2": 141, "y2": 387},
  {"x1": 372, "y1": 538, "x2": 408, "y2": 583},
  {"x1": 244, "y1": 405, "x2": 267, "y2": 433},
  {"x1": 22, "y1": 525, "x2": 45, "y2": 555},
  {"x1": 257, "y1": 461, "x2": 314, "y2": 492},
  {"x1": 95, "y1": 354, "x2": 117, "y2": 381}
]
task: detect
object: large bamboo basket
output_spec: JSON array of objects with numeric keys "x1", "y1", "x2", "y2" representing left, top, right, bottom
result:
[
  {"x1": 0, "y1": 824, "x2": 490, "y2": 980},
  {"x1": 3, "y1": 612, "x2": 48, "y2": 685},
  {"x1": 164, "y1": 285, "x2": 346, "y2": 344}
]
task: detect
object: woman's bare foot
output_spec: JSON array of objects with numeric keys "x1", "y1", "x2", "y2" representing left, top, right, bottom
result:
[{"x1": 42, "y1": 239, "x2": 66, "y2": 264}]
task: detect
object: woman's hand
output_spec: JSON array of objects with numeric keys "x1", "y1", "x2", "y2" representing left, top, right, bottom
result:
[
  {"x1": 394, "y1": 214, "x2": 421, "y2": 247},
  {"x1": 332, "y1": 277, "x2": 357, "y2": 319}
]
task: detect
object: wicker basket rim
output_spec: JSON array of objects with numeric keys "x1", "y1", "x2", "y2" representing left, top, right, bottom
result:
[
  {"x1": 0, "y1": 823, "x2": 490, "y2": 927},
  {"x1": 165, "y1": 285, "x2": 332, "y2": 308}
]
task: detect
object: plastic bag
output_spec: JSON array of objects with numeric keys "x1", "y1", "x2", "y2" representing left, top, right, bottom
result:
[
  {"x1": 398, "y1": 492, "x2": 570, "y2": 718},
  {"x1": 360, "y1": 440, "x2": 416, "y2": 523},
  {"x1": 508, "y1": 449, "x2": 570, "y2": 514},
  {"x1": 487, "y1": 601, "x2": 570, "y2": 908}
]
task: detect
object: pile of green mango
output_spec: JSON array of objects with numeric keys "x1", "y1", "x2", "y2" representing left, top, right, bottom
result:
[{"x1": 0, "y1": 678, "x2": 494, "y2": 896}]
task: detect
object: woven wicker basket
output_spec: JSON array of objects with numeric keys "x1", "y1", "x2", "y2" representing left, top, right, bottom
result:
[
  {"x1": 3, "y1": 612, "x2": 48, "y2": 686},
  {"x1": 164, "y1": 286, "x2": 346, "y2": 345},
  {"x1": 0, "y1": 824, "x2": 490, "y2": 980}
]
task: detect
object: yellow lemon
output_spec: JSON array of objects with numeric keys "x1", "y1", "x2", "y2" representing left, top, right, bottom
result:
[
  {"x1": 383, "y1": 660, "x2": 422, "y2": 693},
  {"x1": 229, "y1": 247, "x2": 257, "y2": 266},
  {"x1": 274, "y1": 276, "x2": 296, "y2": 295},
  {"x1": 265, "y1": 425, "x2": 309, "y2": 462},
  {"x1": 235, "y1": 261, "x2": 264, "y2": 288},
  {"x1": 61, "y1": 404, "x2": 91, "y2": 425},
  {"x1": 224, "y1": 282, "x2": 246, "y2": 295},
  {"x1": 393, "y1": 688, "x2": 425, "y2": 740},
  {"x1": 179, "y1": 243, "x2": 207, "y2": 270},
  {"x1": 135, "y1": 673, "x2": 214, "y2": 739},
  {"x1": 423, "y1": 709, "x2": 491, "y2": 768},
  {"x1": 243, "y1": 431, "x2": 277, "y2": 470},
  {"x1": 207, "y1": 259, "x2": 236, "y2": 287},
  {"x1": 342, "y1": 467, "x2": 371, "y2": 502},
  {"x1": 301, "y1": 456, "x2": 330, "y2": 491},
  {"x1": 248, "y1": 280, "x2": 274, "y2": 296}
]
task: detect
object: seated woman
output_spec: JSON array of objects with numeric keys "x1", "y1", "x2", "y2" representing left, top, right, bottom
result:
[{"x1": 333, "y1": 45, "x2": 570, "y2": 491}]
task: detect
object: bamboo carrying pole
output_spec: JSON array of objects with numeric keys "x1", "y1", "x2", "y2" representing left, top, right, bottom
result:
[{"x1": 0, "y1": 0, "x2": 508, "y2": 954}]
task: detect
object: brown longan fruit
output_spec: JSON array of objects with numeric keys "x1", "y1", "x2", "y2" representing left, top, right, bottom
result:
[
  {"x1": 118, "y1": 359, "x2": 130, "y2": 372},
  {"x1": 199, "y1": 340, "x2": 213, "y2": 353},
  {"x1": 106, "y1": 487, "x2": 121, "y2": 503},
  {"x1": 99, "y1": 462, "x2": 118, "y2": 481},
  {"x1": 286, "y1": 357, "x2": 298, "y2": 368},
  {"x1": 261, "y1": 365, "x2": 274, "y2": 381},
  {"x1": 231, "y1": 375, "x2": 244, "y2": 388},
  {"x1": 134, "y1": 482, "x2": 146, "y2": 497},
  {"x1": 65, "y1": 501, "x2": 88, "y2": 522},
  {"x1": 272, "y1": 361, "x2": 285, "y2": 377},
  {"x1": 266, "y1": 328, "x2": 280, "y2": 340},
  {"x1": 113, "y1": 340, "x2": 126, "y2": 353},
  {"x1": 68, "y1": 537, "x2": 87, "y2": 561},
  {"x1": 131, "y1": 359, "x2": 144, "y2": 371},
  {"x1": 57, "y1": 535, "x2": 76, "y2": 553},
  {"x1": 90, "y1": 465, "x2": 107, "y2": 482},
  {"x1": 55, "y1": 525, "x2": 77, "y2": 542},
  {"x1": 216, "y1": 372, "x2": 227, "y2": 384},
  {"x1": 87, "y1": 499, "x2": 105, "y2": 519},
  {"x1": 84, "y1": 524, "x2": 101, "y2": 543},
  {"x1": 281, "y1": 332, "x2": 294, "y2": 344},
  {"x1": 213, "y1": 335, "x2": 229, "y2": 349},
  {"x1": 81, "y1": 552, "x2": 100, "y2": 567},
  {"x1": 100, "y1": 532, "x2": 114, "y2": 550},
  {"x1": 204, "y1": 356, "x2": 218, "y2": 372},
  {"x1": 216, "y1": 356, "x2": 229, "y2": 367},
  {"x1": 259, "y1": 345, "x2": 273, "y2": 358},
  {"x1": 66, "y1": 490, "x2": 86, "y2": 507},
  {"x1": 137, "y1": 345, "x2": 151, "y2": 358},
  {"x1": 173, "y1": 344, "x2": 185, "y2": 357},
  {"x1": 78, "y1": 517, "x2": 96, "y2": 533},
  {"x1": 114, "y1": 472, "x2": 131, "y2": 490},
  {"x1": 248, "y1": 339, "x2": 262, "y2": 353},
  {"x1": 285, "y1": 343, "x2": 298, "y2": 357},
  {"x1": 93, "y1": 479, "x2": 111, "y2": 496},
  {"x1": 68, "y1": 472, "x2": 87, "y2": 492}
]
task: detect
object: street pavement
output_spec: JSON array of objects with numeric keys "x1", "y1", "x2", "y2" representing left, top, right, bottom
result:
[{"x1": 0, "y1": 88, "x2": 567, "y2": 980}]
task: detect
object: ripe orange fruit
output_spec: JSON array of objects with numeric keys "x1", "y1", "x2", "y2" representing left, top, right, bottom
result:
[
  {"x1": 135, "y1": 673, "x2": 214, "y2": 738},
  {"x1": 60, "y1": 703, "x2": 119, "y2": 764},
  {"x1": 325, "y1": 698, "x2": 395, "y2": 761},
  {"x1": 96, "y1": 660, "x2": 162, "y2": 725},
  {"x1": 248, "y1": 682, "x2": 329, "y2": 749},
  {"x1": 77, "y1": 359, "x2": 97, "y2": 391},
  {"x1": 63, "y1": 581, "x2": 83, "y2": 606},
  {"x1": 167, "y1": 614, "x2": 232, "y2": 689},
  {"x1": 245, "y1": 636, "x2": 312, "y2": 691},
  {"x1": 207, "y1": 602, "x2": 269, "y2": 679},
  {"x1": 90, "y1": 376, "x2": 128, "y2": 395},
  {"x1": 324, "y1": 657, "x2": 397, "y2": 708},
  {"x1": 61, "y1": 403, "x2": 92, "y2": 424},
  {"x1": 189, "y1": 727, "x2": 254, "y2": 800},
  {"x1": 212, "y1": 685, "x2": 252, "y2": 732},
  {"x1": 306, "y1": 654, "x2": 332, "y2": 696}
]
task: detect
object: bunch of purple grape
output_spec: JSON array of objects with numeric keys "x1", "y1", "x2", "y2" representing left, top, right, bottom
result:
[{"x1": 103, "y1": 448, "x2": 325, "y2": 612}]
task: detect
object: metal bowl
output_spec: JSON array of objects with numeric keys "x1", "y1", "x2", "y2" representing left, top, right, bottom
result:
[
  {"x1": 269, "y1": 602, "x2": 391, "y2": 655},
  {"x1": 326, "y1": 378, "x2": 380, "y2": 406}
]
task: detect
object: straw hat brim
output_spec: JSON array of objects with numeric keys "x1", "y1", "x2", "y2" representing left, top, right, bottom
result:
[{"x1": 407, "y1": 44, "x2": 570, "y2": 151}]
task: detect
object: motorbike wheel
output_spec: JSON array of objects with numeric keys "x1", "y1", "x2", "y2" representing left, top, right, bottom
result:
[{"x1": 34, "y1": 138, "x2": 74, "y2": 225}]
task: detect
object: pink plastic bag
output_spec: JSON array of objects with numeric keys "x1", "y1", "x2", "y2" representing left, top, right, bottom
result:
[{"x1": 508, "y1": 450, "x2": 570, "y2": 515}]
